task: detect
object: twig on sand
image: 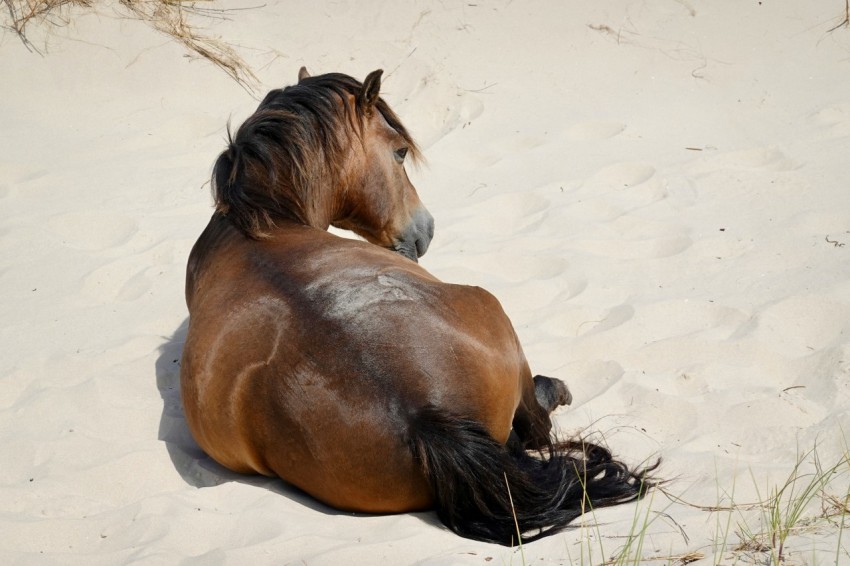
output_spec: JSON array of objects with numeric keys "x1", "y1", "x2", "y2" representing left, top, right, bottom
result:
[
  {"x1": 659, "y1": 486, "x2": 764, "y2": 512},
  {"x1": 604, "y1": 550, "x2": 703, "y2": 565},
  {"x1": 588, "y1": 23, "x2": 622, "y2": 44},
  {"x1": 2, "y1": 0, "x2": 258, "y2": 92},
  {"x1": 826, "y1": 235, "x2": 846, "y2": 247},
  {"x1": 829, "y1": 0, "x2": 850, "y2": 32}
]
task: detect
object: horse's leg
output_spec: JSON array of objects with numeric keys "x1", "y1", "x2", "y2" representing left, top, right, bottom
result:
[{"x1": 510, "y1": 374, "x2": 572, "y2": 450}]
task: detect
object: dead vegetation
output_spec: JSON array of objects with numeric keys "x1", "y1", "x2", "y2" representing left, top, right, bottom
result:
[
  {"x1": 2, "y1": 0, "x2": 91, "y2": 52},
  {"x1": 2, "y1": 0, "x2": 256, "y2": 90},
  {"x1": 829, "y1": 0, "x2": 850, "y2": 32}
]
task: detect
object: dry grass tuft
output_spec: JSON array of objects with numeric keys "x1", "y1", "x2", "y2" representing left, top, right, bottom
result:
[
  {"x1": 119, "y1": 1, "x2": 257, "y2": 90},
  {"x1": 2, "y1": 0, "x2": 257, "y2": 91},
  {"x1": 823, "y1": 492, "x2": 850, "y2": 518},
  {"x1": 3, "y1": 0, "x2": 92, "y2": 53}
]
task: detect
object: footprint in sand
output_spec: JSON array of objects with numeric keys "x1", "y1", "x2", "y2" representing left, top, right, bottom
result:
[
  {"x1": 460, "y1": 191, "x2": 550, "y2": 236},
  {"x1": 577, "y1": 163, "x2": 670, "y2": 213},
  {"x1": 789, "y1": 342, "x2": 850, "y2": 409},
  {"x1": 810, "y1": 102, "x2": 850, "y2": 138},
  {"x1": 637, "y1": 300, "x2": 750, "y2": 343},
  {"x1": 461, "y1": 251, "x2": 571, "y2": 283},
  {"x1": 559, "y1": 360, "x2": 625, "y2": 406},
  {"x1": 572, "y1": 217, "x2": 692, "y2": 260},
  {"x1": 548, "y1": 268, "x2": 588, "y2": 301},
  {"x1": 743, "y1": 295, "x2": 850, "y2": 358},
  {"x1": 701, "y1": 147, "x2": 800, "y2": 172},
  {"x1": 690, "y1": 232, "x2": 755, "y2": 260},
  {"x1": 787, "y1": 209, "x2": 850, "y2": 241},
  {"x1": 411, "y1": 80, "x2": 485, "y2": 149},
  {"x1": 564, "y1": 121, "x2": 626, "y2": 141},
  {"x1": 83, "y1": 261, "x2": 154, "y2": 302},
  {"x1": 81, "y1": 240, "x2": 176, "y2": 302},
  {"x1": 504, "y1": 279, "x2": 569, "y2": 313},
  {"x1": 577, "y1": 304, "x2": 636, "y2": 337},
  {"x1": 493, "y1": 133, "x2": 548, "y2": 154},
  {"x1": 587, "y1": 162, "x2": 656, "y2": 188},
  {"x1": 48, "y1": 212, "x2": 138, "y2": 251},
  {"x1": 557, "y1": 197, "x2": 625, "y2": 226},
  {"x1": 0, "y1": 165, "x2": 49, "y2": 194},
  {"x1": 663, "y1": 175, "x2": 698, "y2": 207},
  {"x1": 585, "y1": 163, "x2": 655, "y2": 193},
  {"x1": 559, "y1": 163, "x2": 692, "y2": 259},
  {"x1": 540, "y1": 303, "x2": 636, "y2": 340}
]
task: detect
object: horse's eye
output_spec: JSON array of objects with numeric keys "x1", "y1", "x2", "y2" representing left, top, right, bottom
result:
[{"x1": 394, "y1": 147, "x2": 408, "y2": 164}]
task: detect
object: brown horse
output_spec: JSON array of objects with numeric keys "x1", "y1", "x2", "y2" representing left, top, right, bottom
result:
[{"x1": 181, "y1": 68, "x2": 656, "y2": 545}]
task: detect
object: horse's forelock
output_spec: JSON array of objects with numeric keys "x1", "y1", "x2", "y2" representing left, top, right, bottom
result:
[{"x1": 257, "y1": 73, "x2": 420, "y2": 162}]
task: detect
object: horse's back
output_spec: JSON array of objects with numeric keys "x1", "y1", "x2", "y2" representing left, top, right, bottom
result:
[{"x1": 181, "y1": 215, "x2": 527, "y2": 511}]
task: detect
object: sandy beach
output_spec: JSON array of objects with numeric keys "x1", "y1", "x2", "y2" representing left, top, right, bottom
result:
[{"x1": 2, "y1": 1, "x2": 849, "y2": 563}]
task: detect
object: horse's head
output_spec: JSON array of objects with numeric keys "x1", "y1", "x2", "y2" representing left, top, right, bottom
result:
[
  {"x1": 307, "y1": 68, "x2": 434, "y2": 262},
  {"x1": 212, "y1": 68, "x2": 434, "y2": 262}
]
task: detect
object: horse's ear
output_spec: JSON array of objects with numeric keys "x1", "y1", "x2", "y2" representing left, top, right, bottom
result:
[
  {"x1": 359, "y1": 69, "x2": 383, "y2": 114},
  {"x1": 298, "y1": 66, "x2": 311, "y2": 83}
]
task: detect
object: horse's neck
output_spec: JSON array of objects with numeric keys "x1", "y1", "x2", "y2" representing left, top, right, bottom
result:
[
  {"x1": 301, "y1": 179, "x2": 345, "y2": 231},
  {"x1": 185, "y1": 214, "x2": 233, "y2": 305}
]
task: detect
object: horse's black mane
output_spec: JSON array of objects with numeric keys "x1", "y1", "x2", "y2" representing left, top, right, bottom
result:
[{"x1": 211, "y1": 72, "x2": 420, "y2": 239}]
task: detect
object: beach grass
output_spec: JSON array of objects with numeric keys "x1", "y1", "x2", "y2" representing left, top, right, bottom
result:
[{"x1": 559, "y1": 442, "x2": 849, "y2": 565}]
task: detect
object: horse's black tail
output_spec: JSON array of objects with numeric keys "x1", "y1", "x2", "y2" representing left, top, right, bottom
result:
[{"x1": 408, "y1": 406, "x2": 658, "y2": 546}]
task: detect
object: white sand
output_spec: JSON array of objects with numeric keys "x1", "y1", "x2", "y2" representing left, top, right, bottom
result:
[{"x1": 2, "y1": 1, "x2": 849, "y2": 564}]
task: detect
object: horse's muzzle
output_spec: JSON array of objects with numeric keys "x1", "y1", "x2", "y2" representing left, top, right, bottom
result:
[{"x1": 395, "y1": 206, "x2": 435, "y2": 263}]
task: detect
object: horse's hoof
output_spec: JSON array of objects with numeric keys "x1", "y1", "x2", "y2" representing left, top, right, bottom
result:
[
  {"x1": 553, "y1": 379, "x2": 572, "y2": 406},
  {"x1": 533, "y1": 375, "x2": 572, "y2": 412}
]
